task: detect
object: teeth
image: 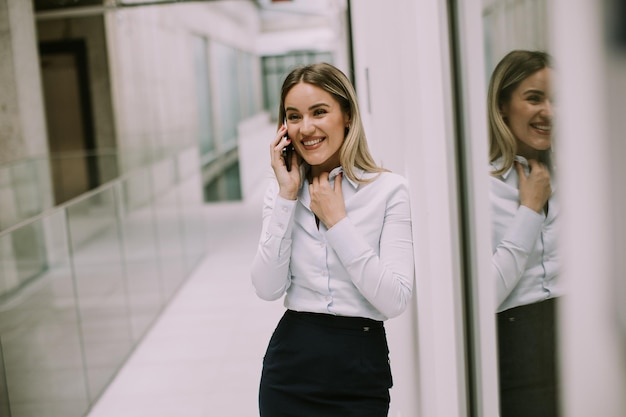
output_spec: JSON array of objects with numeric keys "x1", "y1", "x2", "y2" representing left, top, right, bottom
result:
[
  {"x1": 532, "y1": 124, "x2": 551, "y2": 131},
  {"x1": 303, "y1": 138, "x2": 323, "y2": 146}
]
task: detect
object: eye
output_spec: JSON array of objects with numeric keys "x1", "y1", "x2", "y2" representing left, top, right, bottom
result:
[
  {"x1": 313, "y1": 108, "x2": 328, "y2": 116},
  {"x1": 527, "y1": 95, "x2": 541, "y2": 104},
  {"x1": 286, "y1": 113, "x2": 301, "y2": 121}
]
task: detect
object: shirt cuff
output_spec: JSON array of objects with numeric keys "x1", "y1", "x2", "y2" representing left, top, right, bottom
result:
[
  {"x1": 504, "y1": 205, "x2": 544, "y2": 251},
  {"x1": 267, "y1": 195, "x2": 297, "y2": 238}
]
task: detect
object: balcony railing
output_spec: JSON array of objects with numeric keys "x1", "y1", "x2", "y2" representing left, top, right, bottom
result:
[{"x1": 0, "y1": 145, "x2": 208, "y2": 417}]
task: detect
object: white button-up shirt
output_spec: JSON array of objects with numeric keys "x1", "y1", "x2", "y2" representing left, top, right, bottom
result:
[
  {"x1": 490, "y1": 156, "x2": 561, "y2": 312},
  {"x1": 251, "y1": 167, "x2": 415, "y2": 321}
]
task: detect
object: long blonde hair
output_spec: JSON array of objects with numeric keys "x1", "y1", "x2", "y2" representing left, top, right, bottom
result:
[
  {"x1": 488, "y1": 50, "x2": 552, "y2": 175},
  {"x1": 278, "y1": 62, "x2": 386, "y2": 183}
]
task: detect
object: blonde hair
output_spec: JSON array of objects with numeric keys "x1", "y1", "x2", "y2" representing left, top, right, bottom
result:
[
  {"x1": 488, "y1": 50, "x2": 552, "y2": 175},
  {"x1": 278, "y1": 62, "x2": 387, "y2": 183}
]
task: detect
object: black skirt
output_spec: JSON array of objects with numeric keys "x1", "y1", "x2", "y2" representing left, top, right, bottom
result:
[
  {"x1": 497, "y1": 297, "x2": 560, "y2": 417},
  {"x1": 259, "y1": 310, "x2": 393, "y2": 417}
]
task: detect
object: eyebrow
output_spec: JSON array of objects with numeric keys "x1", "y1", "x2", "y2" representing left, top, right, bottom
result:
[
  {"x1": 522, "y1": 89, "x2": 545, "y2": 96},
  {"x1": 285, "y1": 102, "x2": 331, "y2": 112}
]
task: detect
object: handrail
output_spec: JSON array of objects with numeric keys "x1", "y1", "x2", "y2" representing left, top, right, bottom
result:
[{"x1": 0, "y1": 146, "x2": 198, "y2": 237}]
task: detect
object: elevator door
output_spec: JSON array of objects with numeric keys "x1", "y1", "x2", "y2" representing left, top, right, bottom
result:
[{"x1": 40, "y1": 40, "x2": 97, "y2": 205}]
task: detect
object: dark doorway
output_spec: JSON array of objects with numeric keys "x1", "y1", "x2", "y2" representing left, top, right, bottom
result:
[{"x1": 39, "y1": 39, "x2": 99, "y2": 205}]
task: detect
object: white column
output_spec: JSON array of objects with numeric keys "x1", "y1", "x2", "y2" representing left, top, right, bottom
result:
[{"x1": 552, "y1": 1, "x2": 626, "y2": 416}]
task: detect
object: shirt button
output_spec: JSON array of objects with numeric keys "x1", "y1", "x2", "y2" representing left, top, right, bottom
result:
[
  {"x1": 277, "y1": 223, "x2": 284, "y2": 229},
  {"x1": 281, "y1": 206, "x2": 288, "y2": 212}
]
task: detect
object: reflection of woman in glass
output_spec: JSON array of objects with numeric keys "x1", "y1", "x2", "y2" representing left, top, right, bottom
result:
[
  {"x1": 488, "y1": 50, "x2": 561, "y2": 416},
  {"x1": 251, "y1": 62, "x2": 415, "y2": 417}
]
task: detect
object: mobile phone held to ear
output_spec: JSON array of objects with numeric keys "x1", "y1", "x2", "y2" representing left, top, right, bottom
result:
[{"x1": 281, "y1": 118, "x2": 295, "y2": 171}]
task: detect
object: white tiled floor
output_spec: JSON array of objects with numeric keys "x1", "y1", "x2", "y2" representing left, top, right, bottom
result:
[{"x1": 86, "y1": 186, "x2": 285, "y2": 417}]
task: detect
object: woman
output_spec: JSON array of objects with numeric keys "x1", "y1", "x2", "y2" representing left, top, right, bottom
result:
[
  {"x1": 250, "y1": 62, "x2": 414, "y2": 417},
  {"x1": 488, "y1": 50, "x2": 561, "y2": 416}
]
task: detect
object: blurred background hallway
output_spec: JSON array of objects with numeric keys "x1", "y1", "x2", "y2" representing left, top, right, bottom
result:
[
  {"x1": 85, "y1": 184, "x2": 285, "y2": 417},
  {"x1": 2, "y1": 1, "x2": 626, "y2": 416}
]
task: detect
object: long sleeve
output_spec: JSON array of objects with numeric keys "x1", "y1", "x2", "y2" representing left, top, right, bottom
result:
[
  {"x1": 325, "y1": 181, "x2": 414, "y2": 319},
  {"x1": 492, "y1": 204, "x2": 544, "y2": 304},
  {"x1": 250, "y1": 180, "x2": 297, "y2": 301}
]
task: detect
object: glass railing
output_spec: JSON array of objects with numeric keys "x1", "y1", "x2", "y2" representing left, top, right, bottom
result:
[{"x1": 0, "y1": 146, "x2": 208, "y2": 417}]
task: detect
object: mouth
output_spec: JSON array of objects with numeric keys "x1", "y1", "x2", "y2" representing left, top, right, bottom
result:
[
  {"x1": 530, "y1": 123, "x2": 551, "y2": 134},
  {"x1": 302, "y1": 137, "x2": 325, "y2": 149}
]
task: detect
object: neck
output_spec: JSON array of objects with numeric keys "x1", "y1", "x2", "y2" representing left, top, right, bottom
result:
[{"x1": 310, "y1": 165, "x2": 340, "y2": 179}]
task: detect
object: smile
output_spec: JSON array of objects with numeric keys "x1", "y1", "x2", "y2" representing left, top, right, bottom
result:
[
  {"x1": 303, "y1": 137, "x2": 325, "y2": 147},
  {"x1": 531, "y1": 123, "x2": 551, "y2": 132}
]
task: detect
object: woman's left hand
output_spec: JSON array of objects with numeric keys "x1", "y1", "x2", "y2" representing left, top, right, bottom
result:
[{"x1": 309, "y1": 172, "x2": 346, "y2": 228}]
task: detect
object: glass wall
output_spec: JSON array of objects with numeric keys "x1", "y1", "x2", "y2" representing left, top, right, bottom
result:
[
  {"x1": 193, "y1": 35, "x2": 216, "y2": 157},
  {"x1": 198, "y1": 41, "x2": 264, "y2": 203},
  {"x1": 0, "y1": 158, "x2": 54, "y2": 232},
  {"x1": 261, "y1": 51, "x2": 333, "y2": 122},
  {"x1": 0, "y1": 146, "x2": 207, "y2": 417},
  {"x1": 213, "y1": 41, "x2": 241, "y2": 149}
]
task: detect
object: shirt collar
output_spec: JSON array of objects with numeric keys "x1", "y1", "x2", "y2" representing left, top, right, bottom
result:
[
  {"x1": 328, "y1": 166, "x2": 363, "y2": 190},
  {"x1": 491, "y1": 155, "x2": 530, "y2": 180}
]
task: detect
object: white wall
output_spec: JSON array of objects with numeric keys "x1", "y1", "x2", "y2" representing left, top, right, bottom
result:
[
  {"x1": 350, "y1": 1, "x2": 469, "y2": 416},
  {"x1": 552, "y1": 1, "x2": 626, "y2": 415}
]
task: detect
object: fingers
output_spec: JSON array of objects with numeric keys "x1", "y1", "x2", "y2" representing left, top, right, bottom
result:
[
  {"x1": 517, "y1": 159, "x2": 552, "y2": 214},
  {"x1": 527, "y1": 159, "x2": 549, "y2": 175},
  {"x1": 334, "y1": 172, "x2": 343, "y2": 195},
  {"x1": 272, "y1": 124, "x2": 288, "y2": 146},
  {"x1": 271, "y1": 125, "x2": 289, "y2": 153},
  {"x1": 514, "y1": 161, "x2": 526, "y2": 182},
  {"x1": 270, "y1": 125, "x2": 290, "y2": 167},
  {"x1": 308, "y1": 172, "x2": 346, "y2": 228},
  {"x1": 516, "y1": 159, "x2": 550, "y2": 180},
  {"x1": 527, "y1": 159, "x2": 541, "y2": 170},
  {"x1": 309, "y1": 172, "x2": 342, "y2": 193}
]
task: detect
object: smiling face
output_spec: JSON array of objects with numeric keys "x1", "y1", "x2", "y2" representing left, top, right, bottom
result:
[
  {"x1": 284, "y1": 82, "x2": 350, "y2": 176},
  {"x1": 501, "y1": 67, "x2": 554, "y2": 160}
]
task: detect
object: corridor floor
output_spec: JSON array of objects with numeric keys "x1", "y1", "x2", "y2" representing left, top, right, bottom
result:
[{"x1": 86, "y1": 185, "x2": 285, "y2": 417}]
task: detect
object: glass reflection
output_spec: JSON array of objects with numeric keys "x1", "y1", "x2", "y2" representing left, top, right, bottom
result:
[{"x1": 487, "y1": 50, "x2": 560, "y2": 416}]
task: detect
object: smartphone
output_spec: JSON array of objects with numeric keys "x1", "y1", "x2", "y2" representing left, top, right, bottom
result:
[{"x1": 281, "y1": 118, "x2": 295, "y2": 171}]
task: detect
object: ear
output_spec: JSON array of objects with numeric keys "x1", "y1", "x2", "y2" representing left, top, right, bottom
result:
[{"x1": 499, "y1": 102, "x2": 509, "y2": 118}]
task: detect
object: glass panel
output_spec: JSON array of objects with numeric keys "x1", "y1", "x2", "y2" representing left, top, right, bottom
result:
[
  {"x1": 193, "y1": 35, "x2": 216, "y2": 156},
  {"x1": 176, "y1": 149, "x2": 206, "y2": 273},
  {"x1": 224, "y1": 162, "x2": 243, "y2": 201},
  {"x1": 479, "y1": 1, "x2": 557, "y2": 415},
  {"x1": 0, "y1": 212, "x2": 88, "y2": 417},
  {"x1": 261, "y1": 52, "x2": 334, "y2": 121},
  {"x1": 213, "y1": 41, "x2": 240, "y2": 147},
  {"x1": 238, "y1": 51, "x2": 261, "y2": 119},
  {"x1": 0, "y1": 222, "x2": 47, "y2": 301},
  {"x1": 118, "y1": 169, "x2": 163, "y2": 342},
  {"x1": 66, "y1": 189, "x2": 132, "y2": 402},
  {"x1": 151, "y1": 162, "x2": 186, "y2": 298},
  {"x1": 0, "y1": 145, "x2": 205, "y2": 416},
  {"x1": 0, "y1": 158, "x2": 53, "y2": 232}
]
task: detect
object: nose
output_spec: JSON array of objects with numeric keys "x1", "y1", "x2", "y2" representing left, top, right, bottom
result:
[
  {"x1": 541, "y1": 99, "x2": 554, "y2": 119},
  {"x1": 300, "y1": 116, "x2": 315, "y2": 135}
]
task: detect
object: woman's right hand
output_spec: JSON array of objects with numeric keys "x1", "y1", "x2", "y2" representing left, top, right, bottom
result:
[
  {"x1": 271, "y1": 124, "x2": 300, "y2": 200},
  {"x1": 516, "y1": 159, "x2": 552, "y2": 214}
]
